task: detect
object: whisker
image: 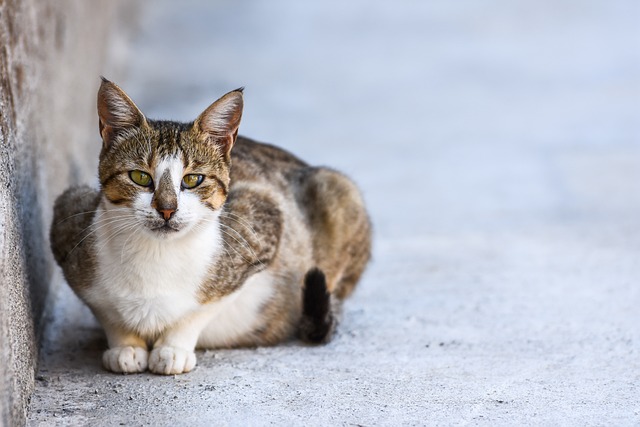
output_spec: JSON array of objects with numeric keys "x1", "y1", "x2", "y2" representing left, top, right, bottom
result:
[
  {"x1": 71, "y1": 215, "x2": 136, "y2": 241},
  {"x1": 194, "y1": 221, "x2": 235, "y2": 265},
  {"x1": 97, "y1": 221, "x2": 139, "y2": 255},
  {"x1": 217, "y1": 228, "x2": 257, "y2": 266},
  {"x1": 120, "y1": 226, "x2": 141, "y2": 264},
  {"x1": 90, "y1": 214, "x2": 138, "y2": 226},
  {"x1": 66, "y1": 223, "x2": 111, "y2": 258},
  {"x1": 67, "y1": 216, "x2": 138, "y2": 257},
  {"x1": 195, "y1": 218, "x2": 257, "y2": 267},
  {"x1": 219, "y1": 223, "x2": 267, "y2": 269},
  {"x1": 56, "y1": 207, "x2": 131, "y2": 225},
  {"x1": 196, "y1": 216, "x2": 266, "y2": 268},
  {"x1": 220, "y1": 211, "x2": 261, "y2": 241}
]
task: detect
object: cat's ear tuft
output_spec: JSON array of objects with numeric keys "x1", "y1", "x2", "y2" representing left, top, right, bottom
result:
[
  {"x1": 97, "y1": 77, "x2": 146, "y2": 147},
  {"x1": 194, "y1": 89, "x2": 244, "y2": 155}
]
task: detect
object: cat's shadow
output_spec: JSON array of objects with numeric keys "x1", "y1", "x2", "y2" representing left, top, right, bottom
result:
[{"x1": 38, "y1": 284, "x2": 108, "y2": 376}]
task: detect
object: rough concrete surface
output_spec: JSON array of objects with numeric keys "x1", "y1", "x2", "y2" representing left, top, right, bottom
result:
[
  {"x1": 0, "y1": 1, "x2": 120, "y2": 425},
  {"x1": 28, "y1": 0, "x2": 639, "y2": 426}
]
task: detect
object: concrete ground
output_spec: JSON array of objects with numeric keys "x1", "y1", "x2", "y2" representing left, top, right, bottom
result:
[{"x1": 28, "y1": 0, "x2": 640, "y2": 425}]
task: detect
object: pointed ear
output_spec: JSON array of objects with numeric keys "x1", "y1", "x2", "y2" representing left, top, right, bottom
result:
[
  {"x1": 194, "y1": 88, "x2": 244, "y2": 155},
  {"x1": 97, "y1": 77, "x2": 146, "y2": 147}
]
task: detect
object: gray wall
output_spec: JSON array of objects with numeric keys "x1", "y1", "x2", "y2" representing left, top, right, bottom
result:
[{"x1": 0, "y1": 1, "x2": 121, "y2": 425}]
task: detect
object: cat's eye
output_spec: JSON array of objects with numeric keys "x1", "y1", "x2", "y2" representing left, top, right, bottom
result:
[
  {"x1": 129, "y1": 170, "x2": 153, "y2": 187},
  {"x1": 182, "y1": 174, "x2": 204, "y2": 189}
]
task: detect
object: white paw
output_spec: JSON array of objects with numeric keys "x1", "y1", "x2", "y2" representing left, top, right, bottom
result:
[
  {"x1": 149, "y1": 346, "x2": 196, "y2": 375},
  {"x1": 102, "y1": 346, "x2": 148, "y2": 373}
]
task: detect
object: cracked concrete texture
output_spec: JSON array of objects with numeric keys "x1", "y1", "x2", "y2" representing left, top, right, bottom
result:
[{"x1": 28, "y1": 0, "x2": 640, "y2": 425}]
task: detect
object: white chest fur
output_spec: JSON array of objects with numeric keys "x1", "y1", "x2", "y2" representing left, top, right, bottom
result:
[{"x1": 88, "y1": 206, "x2": 222, "y2": 338}]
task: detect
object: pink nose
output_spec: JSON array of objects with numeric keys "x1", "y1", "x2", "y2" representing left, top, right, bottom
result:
[{"x1": 158, "y1": 208, "x2": 175, "y2": 221}]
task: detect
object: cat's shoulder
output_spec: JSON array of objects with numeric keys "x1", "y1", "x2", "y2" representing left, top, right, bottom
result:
[
  {"x1": 50, "y1": 185, "x2": 100, "y2": 274},
  {"x1": 53, "y1": 185, "x2": 101, "y2": 211}
]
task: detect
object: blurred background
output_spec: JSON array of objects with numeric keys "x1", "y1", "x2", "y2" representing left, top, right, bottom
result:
[
  {"x1": 4, "y1": 0, "x2": 638, "y2": 424},
  {"x1": 113, "y1": 0, "x2": 639, "y2": 240}
]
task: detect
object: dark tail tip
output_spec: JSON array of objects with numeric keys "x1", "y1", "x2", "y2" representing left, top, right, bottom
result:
[{"x1": 299, "y1": 268, "x2": 335, "y2": 344}]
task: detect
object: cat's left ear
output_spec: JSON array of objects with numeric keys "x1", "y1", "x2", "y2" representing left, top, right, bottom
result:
[{"x1": 194, "y1": 88, "x2": 244, "y2": 155}]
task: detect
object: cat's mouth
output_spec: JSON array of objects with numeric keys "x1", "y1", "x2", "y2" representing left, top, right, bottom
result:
[{"x1": 149, "y1": 222, "x2": 182, "y2": 236}]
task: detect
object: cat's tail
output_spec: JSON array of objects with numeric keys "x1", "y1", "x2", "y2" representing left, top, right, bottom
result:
[{"x1": 298, "y1": 268, "x2": 338, "y2": 344}]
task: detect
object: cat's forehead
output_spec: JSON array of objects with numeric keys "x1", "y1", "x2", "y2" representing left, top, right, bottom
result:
[
  {"x1": 100, "y1": 119, "x2": 226, "y2": 174},
  {"x1": 145, "y1": 121, "x2": 211, "y2": 167},
  {"x1": 148, "y1": 120, "x2": 191, "y2": 157}
]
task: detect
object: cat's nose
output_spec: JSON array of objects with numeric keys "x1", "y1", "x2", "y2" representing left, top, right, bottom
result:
[{"x1": 157, "y1": 208, "x2": 176, "y2": 221}]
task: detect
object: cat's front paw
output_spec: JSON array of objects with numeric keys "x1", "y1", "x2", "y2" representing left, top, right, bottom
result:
[
  {"x1": 103, "y1": 346, "x2": 148, "y2": 373},
  {"x1": 149, "y1": 346, "x2": 196, "y2": 375}
]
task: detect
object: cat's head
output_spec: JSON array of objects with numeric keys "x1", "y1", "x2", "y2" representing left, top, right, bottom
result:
[{"x1": 96, "y1": 77, "x2": 243, "y2": 240}]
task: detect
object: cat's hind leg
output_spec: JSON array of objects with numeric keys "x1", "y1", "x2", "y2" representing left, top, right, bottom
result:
[{"x1": 299, "y1": 167, "x2": 372, "y2": 299}]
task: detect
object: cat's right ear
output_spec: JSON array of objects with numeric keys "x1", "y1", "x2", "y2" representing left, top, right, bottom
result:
[{"x1": 97, "y1": 77, "x2": 146, "y2": 148}]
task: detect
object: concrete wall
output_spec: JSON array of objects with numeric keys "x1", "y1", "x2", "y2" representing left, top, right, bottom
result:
[{"x1": 0, "y1": 1, "x2": 122, "y2": 425}]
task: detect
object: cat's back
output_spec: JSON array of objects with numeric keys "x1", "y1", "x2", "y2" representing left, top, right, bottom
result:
[{"x1": 230, "y1": 137, "x2": 308, "y2": 185}]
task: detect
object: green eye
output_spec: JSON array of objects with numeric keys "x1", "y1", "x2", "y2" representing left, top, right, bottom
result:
[
  {"x1": 129, "y1": 170, "x2": 153, "y2": 187},
  {"x1": 182, "y1": 174, "x2": 204, "y2": 189}
]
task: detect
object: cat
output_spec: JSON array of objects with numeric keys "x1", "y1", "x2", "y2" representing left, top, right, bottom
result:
[{"x1": 50, "y1": 78, "x2": 371, "y2": 375}]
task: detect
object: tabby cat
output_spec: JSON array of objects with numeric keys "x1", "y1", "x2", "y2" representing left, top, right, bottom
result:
[{"x1": 50, "y1": 78, "x2": 371, "y2": 375}]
